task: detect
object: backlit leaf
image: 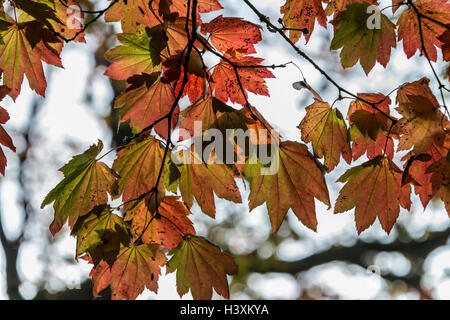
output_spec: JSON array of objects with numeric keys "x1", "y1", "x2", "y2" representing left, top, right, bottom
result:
[
  {"x1": 127, "y1": 196, "x2": 195, "y2": 250},
  {"x1": 397, "y1": 0, "x2": 450, "y2": 61},
  {"x1": 104, "y1": 27, "x2": 166, "y2": 81},
  {"x1": 0, "y1": 87, "x2": 15, "y2": 175},
  {"x1": 324, "y1": 0, "x2": 376, "y2": 16},
  {"x1": 72, "y1": 206, "x2": 130, "y2": 260},
  {"x1": 200, "y1": 15, "x2": 262, "y2": 55},
  {"x1": 427, "y1": 155, "x2": 450, "y2": 216},
  {"x1": 175, "y1": 147, "x2": 242, "y2": 218},
  {"x1": 244, "y1": 141, "x2": 330, "y2": 232},
  {"x1": 166, "y1": 235, "x2": 238, "y2": 300},
  {"x1": 438, "y1": 28, "x2": 450, "y2": 61},
  {"x1": 395, "y1": 78, "x2": 449, "y2": 154},
  {"x1": 330, "y1": 3, "x2": 396, "y2": 74},
  {"x1": 179, "y1": 96, "x2": 245, "y2": 137},
  {"x1": 347, "y1": 93, "x2": 396, "y2": 160},
  {"x1": 0, "y1": 15, "x2": 63, "y2": 99},
  {"x1": 299, "y1": 99, "x2": 352, "y2": 172},
  {"x1": 110, "y1": 244, "x2": 167, "y2": 300},
  {"x1": 113, "y1": 135, "x2": 166, "y2": 203},
  {"x1": 114, "y1": 74, "x2": 179, "y2": 139},
  {"x1": 280, "y1": 0, "x2": 327, "y2": 43},
  {"x1": 335, "y1": 156, "x2": 411, "y2": 234},
  {"x1": 211, "y1": 56, "x2": 274, "y2": 106},
  {"x1": 41, "y1": 140, "x2": 118, "y2": 235},
  {"x1": 104, "y1": 0, "x2": 160, "y2": 32}
]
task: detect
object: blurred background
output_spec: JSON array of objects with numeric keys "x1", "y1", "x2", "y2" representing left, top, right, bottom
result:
[{"x1": 1, "y1": 0, "x2": 450, "y2": 300}]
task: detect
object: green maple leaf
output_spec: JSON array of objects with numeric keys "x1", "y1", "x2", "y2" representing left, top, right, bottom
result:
[
  {"x1": 41, "y1": 140, "x2": 118, "y2": 235},
  {"x1": 330, "y1": 3, "x2": 396, "y2": 74},
  {"x1": 72, "y1": 205, "x2": 130, "y2": 263},
  {"x1": 105, "y1": 26, "x2": 166, "y2": 81}
]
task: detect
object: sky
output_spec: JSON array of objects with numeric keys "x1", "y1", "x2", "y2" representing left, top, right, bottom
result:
[{"x1": 1, "y1": 0, "x2": 450, "y2": 300}]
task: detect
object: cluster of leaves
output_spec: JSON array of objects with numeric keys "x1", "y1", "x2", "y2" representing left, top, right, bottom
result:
[{"x1": 0, "y1": 0, "x2": 449, "y2": 300}]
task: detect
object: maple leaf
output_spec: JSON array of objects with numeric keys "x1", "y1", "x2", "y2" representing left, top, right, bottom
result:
[
  {"x1": 196, "y1": 0, "x2": 223, "y2": 12},
  {"x1": 26, "y1": 0, "x2": 86, "y2": 43},
  {"x1": 162, "y1": 51, "x2": 207, "y2": 103},
  {"x1": 244, "y1": 141, "x2": 330, "y2": 232},
  {"x1": 0, "y1": 86, "x2": 15, "y2": 176},
  {"x1": 211, "y1": 56, "x2": 274, "y2": 106},
  {"x1": 105, "y1": 0, "x2": 161, "y2": 33},
  {"x1": 157, "y1": 0, "x2": 223, "y2": 24},
  {"x1": 349, "y1": 110, "x2": 390, "y2": 140},
  {"x1": 324, "y1": 0, "x2": 376, "y2": 16},
  {"x1": 166, "y1": 235, "x2": 238, "y2": 300},
  {"x1": 80, "y1": 253, "x2": 113, "y2": 298},
  {"x1": 72, "y1": 206, "x2": 130, "y2": 262},
  {"x1": 330, "y1": 3, "x2": 396, "y2": 74},
  {"x1": 402, "y1": 153, "x2": 433, "y2": 187},
  {"x1": 179, "y1": 96, "x2": 247, "y2": 137},
  {"x1": 405, "y1": 156, "x2": 434, "y2": 208},
  {"x1": 161, "y1": 0, "x2": 223, "y2": 15},
  {"x1": 397, "y1": 0, "x2": 450, "y2": 61},
  {"x1": 109, "y1": 17, "x2": 202, "y2": 61},
  {"x1": 240, "y1": 106, "x2": 276, "y2": 146},
  {"x1": 173, "y1": 65, "x2": 206, "y2": 103},
  {"x1": 347, "y1": 93, "x2": 396, "y2": 160},
  {"x1": 438, "y1": 28, "x2": 450, "y2": 61},
  {"x1": 280, "y1": 0, "x2": 327, "y2": 43},
  {"x1": 164, "y1": 157, "x2": 181, "y2": 193},
  {"x1": 401, "y1": 134, "x2": 450, "y2": 209},
  {"x1": 110, "y1": 244, "x2": 167, "y2": 300},
  {"x1": 113, "y1": 135, "x2": 166, "y2": 203},
  {"x1": 41, "y1": 140, "x2": 118, "y2": 236},
  {"x1": 335, "y1": 156, "x2": 411, "y2": 234},
  {"x1": 0, "y1": 85, "x2": 9, "y2": 101},
  {"x1": 0, "y1": 15, "x2": 63, "y2": 99},
  {"x1": 427, "y1": 154, "x2": 450, "y2": 216},
  {"x1": 113, "y1": 73, "x2": 179, "y2": 139},
  {"x1": 127, "y1": 196, "x2": 195, "y2": 250},
  {"x1": 175, "y1": 147, "x2": 242, "y2": 218},
  {"x1": 104, "y1": 27, "x2": 166, "y2": 81},
  {"x1": 350, "y1": 126, "x2": 395, "y2": 160},
  {"x1": 347, "y1": 93, "x2": 392, "y2": 140},
  {"x1": 11, "y1": 0, "x2": 61, "y2": 26},
  {"x1": 164, "y1": 17, "x2": 206, "y2": 54},
  {"x1": 89, "y1": 259, "x2": 112, "y2": 299},
  {"x1": 395, "y1": 78, "x2": 449, "y2": 154},
  {"x1": 299, "y1": 99, "x2": 352, "y2": 172},
  {"x1": 200, "y1": 15, "x2": 262, "y2": 55},
  {"x1": 51, "y1": 0, "x2": 85, "y2": 42}
]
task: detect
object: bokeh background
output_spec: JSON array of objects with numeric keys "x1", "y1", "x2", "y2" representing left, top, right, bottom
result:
[{"x1": 1, "y1": 0, "x2": 450, "y2": 300}]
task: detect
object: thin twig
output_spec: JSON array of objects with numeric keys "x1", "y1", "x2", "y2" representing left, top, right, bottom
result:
[
  {"x1": 407, "y1": 0, "x2": 449, "y2": 115},
  {"x1": 242, "y1": 0, "x2": 398, "y2": 124}
]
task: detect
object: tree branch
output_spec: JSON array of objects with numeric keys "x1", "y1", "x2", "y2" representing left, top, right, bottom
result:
[
  {"x1": 407, "y1": 0, "x2": 449, "y2": 115},
  {"x1": 242, "y1": 0, "x2": 403, "y2": 124},
  {"x1": 237, "y1": 227, "x2": 450, "y2": 289}
]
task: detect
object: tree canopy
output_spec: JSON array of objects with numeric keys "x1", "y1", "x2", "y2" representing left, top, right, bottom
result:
[{"x1": 0, "y1": 0, "x2": 450, "y2": 300}]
